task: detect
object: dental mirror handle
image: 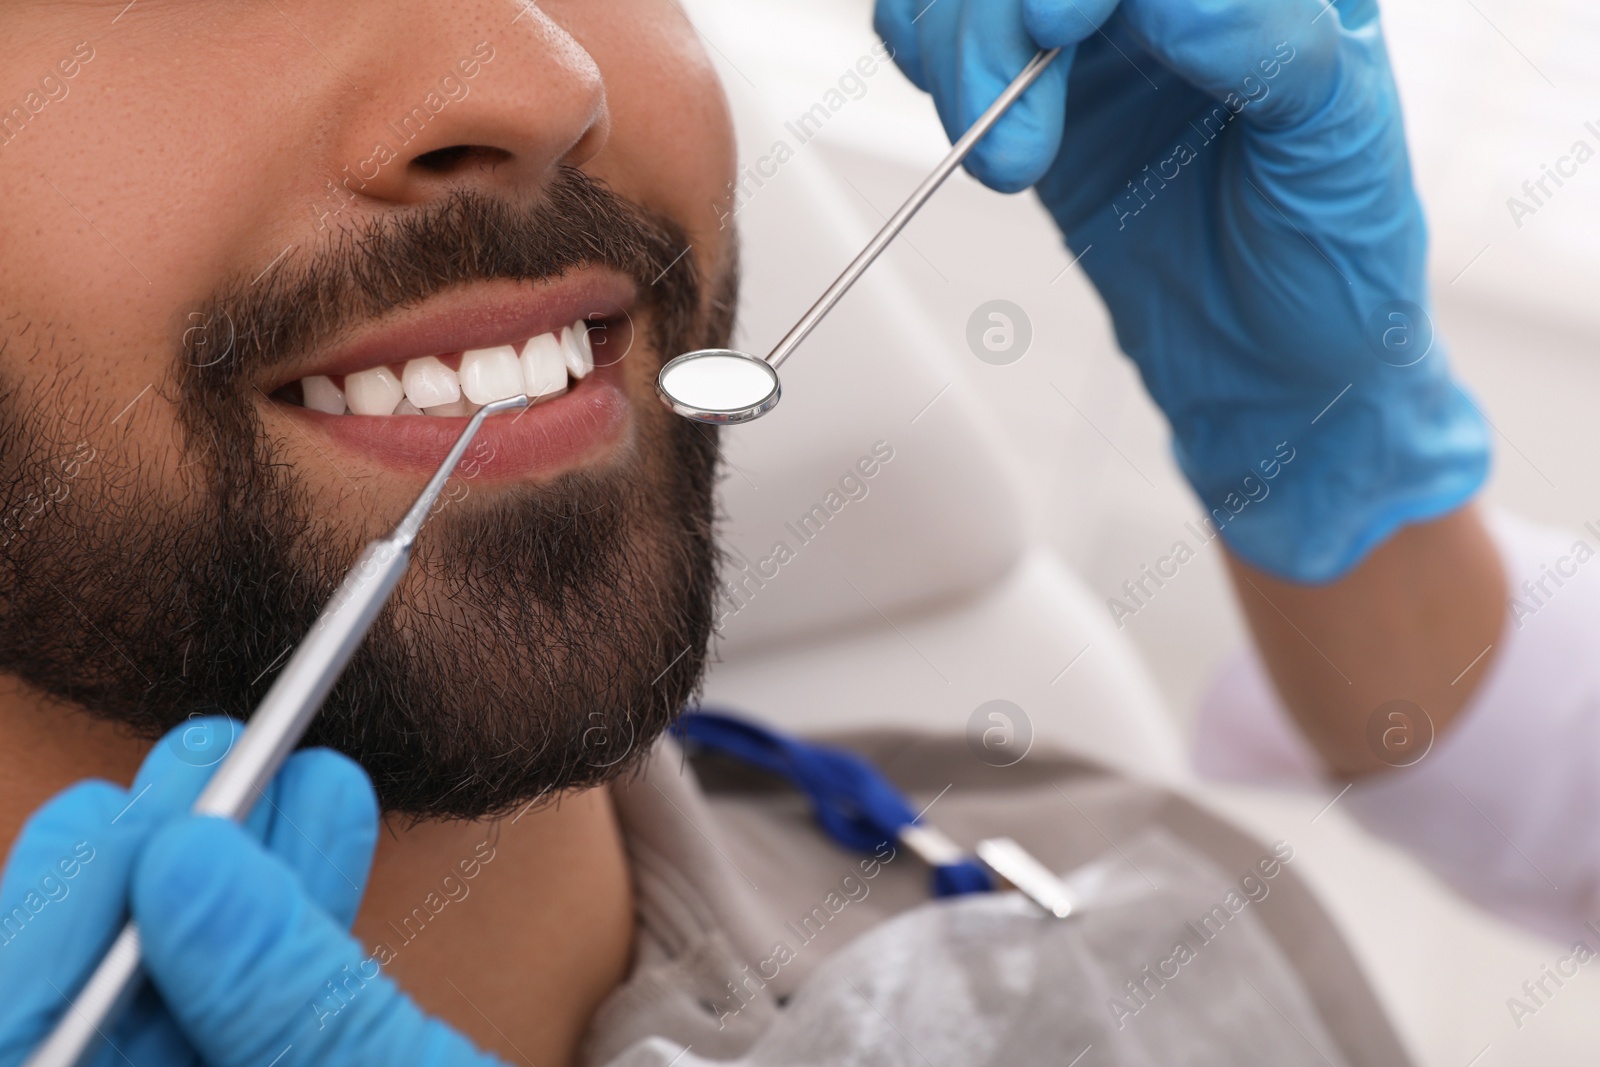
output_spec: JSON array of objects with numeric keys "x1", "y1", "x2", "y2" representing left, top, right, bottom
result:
[
  {"x1": 765, "y1": 47, "x2": 1060, "y2": 370},
  {"x1": 25, "y1": 395, "x2": 529, "y2": 1067}
]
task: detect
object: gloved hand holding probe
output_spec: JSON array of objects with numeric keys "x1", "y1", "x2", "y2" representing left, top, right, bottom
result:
[
  {"x1": 0, "y1": 719, "x2": 497, "y2": 1067},
  {"x1": 876, "y1": 0, "x2": 1490, "y2": 581}
]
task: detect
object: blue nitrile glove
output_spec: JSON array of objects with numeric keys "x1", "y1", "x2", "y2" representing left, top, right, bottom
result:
[
  {"x1": 0, "y1": 717, "x2": 500, "y2": 1066},
  {"x1": 875, "y1": 0, "x2": 1490, "y2": 581}
]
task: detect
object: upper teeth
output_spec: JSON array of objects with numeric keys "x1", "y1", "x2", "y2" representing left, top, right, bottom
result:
[
  {"x1": 402, "y1": 355, "x2": 461, "y2": 409},
  {"x1": 300, "y1": 320, "x2": 596, "y2": 417}
]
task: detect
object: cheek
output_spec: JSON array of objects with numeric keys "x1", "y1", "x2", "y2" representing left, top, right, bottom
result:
[{"x1": 0, "y1": 11, "x2": 326, "y2": 455}]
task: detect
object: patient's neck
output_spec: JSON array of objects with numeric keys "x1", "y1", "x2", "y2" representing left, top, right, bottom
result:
[{"x1": 0, "y1": 678, "x2": 635, "y2": 1067}]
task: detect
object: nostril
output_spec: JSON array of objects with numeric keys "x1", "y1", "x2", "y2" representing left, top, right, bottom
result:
[{"x1": 411, "y1": 144, "x2": 512, "y2": 174}]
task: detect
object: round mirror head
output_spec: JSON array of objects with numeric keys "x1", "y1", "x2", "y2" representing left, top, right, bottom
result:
[{"x1": 656, "y1": 349, "x2": 781, "y2": 425}]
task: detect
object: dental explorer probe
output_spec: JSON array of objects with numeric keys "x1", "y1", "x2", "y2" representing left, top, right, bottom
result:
[
  {"x1": 26, "y1": 393, "x2": 532, "y2": 1067},
  {"x1": 657, "y1": 47, "x2": 1062, "y2": 424}
]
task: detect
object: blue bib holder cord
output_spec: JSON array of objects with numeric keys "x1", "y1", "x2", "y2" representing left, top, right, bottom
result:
[{"x1": 673, "y1": 709, "x2": 995, "y2": 898}]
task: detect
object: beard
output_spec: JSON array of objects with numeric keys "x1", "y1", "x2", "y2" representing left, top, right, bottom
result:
[{"x1": 0, "y1": 170, "x2": 735, "y2": 819}]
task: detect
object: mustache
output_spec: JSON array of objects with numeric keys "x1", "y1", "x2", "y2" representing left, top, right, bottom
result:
[{"x1": 179, "y1": 165, "x2": 698, "y2": 390}]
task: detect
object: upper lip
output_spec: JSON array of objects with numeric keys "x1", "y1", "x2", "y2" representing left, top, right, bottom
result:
[{"x1": 266, "y1": 267, "x2": 638, "y2": 390}]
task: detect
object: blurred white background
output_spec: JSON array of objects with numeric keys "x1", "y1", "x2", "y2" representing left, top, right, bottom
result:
[{"x1": 680, "y1": 0, "x2": 1600, "y2": 1062}]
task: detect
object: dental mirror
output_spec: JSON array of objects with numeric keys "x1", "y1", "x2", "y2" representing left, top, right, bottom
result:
[
  {"x1": 658, "y1": 348, "x2": 780, "y2": 424},
  {"x1": 658, "y1": 47, "x2": 1061, "y2": 425}
]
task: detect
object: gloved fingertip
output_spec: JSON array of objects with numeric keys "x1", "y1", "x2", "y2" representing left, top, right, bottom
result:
[
  {"x1": 142, "y1": 716, "x2": 243, "y2": 781},
  {"x1": 19, "y1": 779, "x2": 127, "y2": 839},
  {"x1": 279, "y1": 747, "x2": 379, "y2": 827},
  {"x1": 1335, "y1": 0, "x2": 1381, "y2": 30},
  {"x1": 965, "y1": 143, "x2": 1051, "y2": 194},
  {"x1": 871, "y1": 1, "x2": 929, "y2": 93},
  {"x1": 972, "y1": 109, "x2": 1066, "y2": 190},
  {"x1": 126, "y1": 716, "x2": 245, "y2": 819},
  {"x1": 961, "y1": 66, "x2": 1067, "y2": 193},
  {"x1": 265, "y1": 748, "x2": 380, "y2": 927},
  {"x1": 1026, "y1": 0, "x2": 1119, "y2": 46},
  {"x1": 0, "y1": 779, "x2": 124, "y2": 900}
]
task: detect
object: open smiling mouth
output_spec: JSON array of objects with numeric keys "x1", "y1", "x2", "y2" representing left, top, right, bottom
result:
[
  {"x1": 273, "y1": 317, "x2": 600, "y2": 417},
  {"x1": 255, "y1": 271, "x2": 647, "y2": 479}
]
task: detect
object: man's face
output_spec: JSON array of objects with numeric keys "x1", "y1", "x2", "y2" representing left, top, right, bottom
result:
[{"x1": 0, "y1": 1, "x2": 738, "y2": 816}]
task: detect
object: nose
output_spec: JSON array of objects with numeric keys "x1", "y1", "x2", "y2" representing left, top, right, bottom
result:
[{"x1": 310, "y1": 2, "x2": 610, "y2": 222}]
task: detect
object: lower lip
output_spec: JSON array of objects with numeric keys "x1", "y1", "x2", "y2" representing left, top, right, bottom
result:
[{"x1": 275, "y1": 358, "x2": 632, "y2": 482}]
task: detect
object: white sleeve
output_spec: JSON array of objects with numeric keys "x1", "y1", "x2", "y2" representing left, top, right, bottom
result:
[{"x1": 1193, "y1": 510, "x2": 1600, "y2": 944}]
